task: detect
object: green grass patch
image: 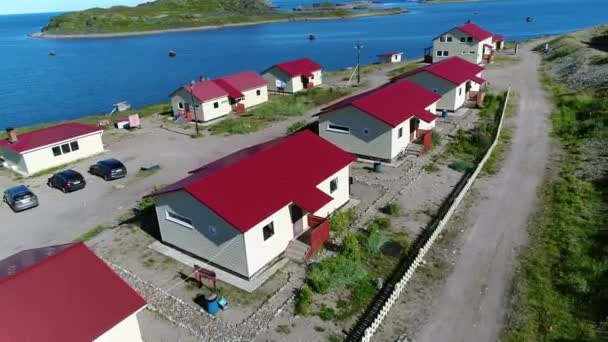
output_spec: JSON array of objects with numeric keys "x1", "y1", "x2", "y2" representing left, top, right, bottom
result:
[
  {"x1": 425, "y1": 162, "x2": 440, "y2": 173},
  {"x1": 329, "y1": 208, "x2": 356, "y2": 236},
  {"x1": 448, "y1": 160, "x2": 474, "y2": 173},
  {"x1": 381, "y1": 202, "x2": 401, "y2": 216},
  {"x1": 318, "y1": 305, "x2": 336, "y2": 321},
  {"x1": 386, "y1": 59, "x2": 424, "y2": 78},
  {"x1": 589, "y1": 54, "x2": 608, "y2": 65},
  {"x1": 208, "y1": 88, "x2": 351, "y2": 135},
  {"x1": 308, "y1": 254, "x2": 370, "y2": 294},
  {"x1": 294, "y1": 284, "x2": 313, "y2": 315},
  {"x1": 74, "y1": 225, "x2": 107, "y2": 242},
  {"x1": 275, "y1": 325, "x2": 291, "y2": 335}
]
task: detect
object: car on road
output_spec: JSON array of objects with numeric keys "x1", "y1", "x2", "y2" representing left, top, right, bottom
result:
[
  {"x1": 47, "y1": 169, "x2": 86, "y2": 193},
  {"x1": 3, "y1": 185, "x2": 39, "y2": 212},
  {"x1": 89, "y1": 158, "x2": 127, "y2": 181}
]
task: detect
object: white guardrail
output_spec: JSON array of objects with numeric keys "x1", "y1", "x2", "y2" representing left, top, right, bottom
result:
[{"x1": 360, "y1": 87, "x2": 511, "y2": 342}]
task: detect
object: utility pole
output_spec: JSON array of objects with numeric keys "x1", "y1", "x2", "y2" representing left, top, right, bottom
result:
[
  {"x1": 189, "y1": 80, "x2": 200, "y2": 136},
  {"x1": 355, "y1": 40, "x2": 363, "y2": 85}
]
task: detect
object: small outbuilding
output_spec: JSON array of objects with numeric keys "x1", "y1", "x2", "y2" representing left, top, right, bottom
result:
[
  {"x1": 0, "y1": 242, "x2": 147, "y2": 342},
  {"x1": 377, "y1": 52, "x2": 404, "y2": 64},
  {"x1": 150, "y1": 131, "x2": 355, "y2": 286},
  {"x1": 170, "y1": 71, "x2": 268, "y2": 122},
  {"x1": 0, "y1": 122, "x2": 105, "y2": 177},
  {"x1": 392, "y1": 56, "x2": 486, "y2": 112},
  {"x1": 262, "y1": 58, "x2": 323, "y2": 93},
  {"x1": 316, "y1": 80, "x2": 441, "y2": 162}
]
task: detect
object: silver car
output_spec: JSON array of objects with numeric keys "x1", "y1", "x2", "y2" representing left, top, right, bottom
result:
[{"x1": 3, "y1": 185, "x2": 39, "y2": 212}]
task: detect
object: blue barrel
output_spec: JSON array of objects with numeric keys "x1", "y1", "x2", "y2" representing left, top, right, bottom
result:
[
  {"x1": 442, "y1": 110, "x2": 449, "y2": 118},
  {"x1": 373, "y1": 162, "x2": 383, "y2": 173},
  {"x1": 205, "y1": 294, "x2": 220, "y2": 315}
]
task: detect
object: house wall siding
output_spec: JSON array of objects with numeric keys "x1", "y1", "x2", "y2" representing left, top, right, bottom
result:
[
  {"x1": 318, "y1": 106, "x2": 393, "y2": 161},
  {"x1": 20, "y1": 132, "x2": 104, "y2": 176},
  {"x1": 154, "y1": 191, "x2": 249, "y2": 277},
  {"x1": 94, "y1": 312, "x2": 143, "y2": 342},
  {"x1": 313, "y1": 166, "x2": 351, "y2": 217},
  {"x1": 262, "y1": 67, "x2": 291, "y2": 92},
  {"x1": 390, "y1": 119, "x2": 412, "y2": 159},
  {"x1": 432, "y1": 28, "x2": 485, "y2": 64},
  {"x1": 171, "y1": 89, "x2": 231, "y2": 122},
  {"x1": 419, "y1": 103, "x2": 438, "y2": 130},
  {"x1": 404, "y1": 72, "x2": 463, "y2": 111},
  {"x1": 241, "y1": 86, "x2": 268, "y2": 108},
  {"x1": 1, "y1": 147, "x2": 28, "y2": 176}
]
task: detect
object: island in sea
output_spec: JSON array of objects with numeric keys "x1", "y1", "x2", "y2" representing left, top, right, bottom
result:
[{"x1": 35, "y1": 0, "x2": 407, "y2": 38}]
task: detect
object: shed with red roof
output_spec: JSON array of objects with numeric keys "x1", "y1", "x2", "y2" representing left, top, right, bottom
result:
[
  {"x1": 377, "y1": 51, "x2": 404, "y2": 64},
  {"x1": 316, "y1": 80, "x2": 441, "y2": 162},
  {"x1": 0, "y1": 243, "x2": 147, "y2": 342},
  {"x1": 431, "y1": 21, "x2": 503, "y2": 65},
  {"x1": 262, "y1": 58, "x2": 323, "y2": 93},
  {"x1": 0, "y1": 122, "x2": 104, "y2": 176},
  {"x1": 150, "y1": 131, "x2": 355, "y2": 285},
  {"x1": 391, "y1": 56, "x2": 486, "y2": 112},
  {"x1": 170, "y1": 71, "x2": 268, "y2": 122}
]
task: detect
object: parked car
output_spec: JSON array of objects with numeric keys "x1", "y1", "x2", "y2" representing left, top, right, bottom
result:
[
  {"x1": 89, "y1": 158, "x2": 127, "y2": 181},
  {"x1": 47, "y1": 169, "x2": 86, "y2": 193},
  {"x1": 3, "y1": 185, "x2": 38, "y2": 212}
]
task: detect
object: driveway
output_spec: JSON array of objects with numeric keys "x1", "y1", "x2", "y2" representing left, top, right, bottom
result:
[
  {"x1": 415, "y1": 42, "x2": 552, "y2": 341},
  {"x1": 0, "y1": 67, "x2": 394, "y2": 260}
]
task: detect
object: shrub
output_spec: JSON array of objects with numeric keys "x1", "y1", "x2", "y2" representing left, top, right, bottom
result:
[
  {"x1": 381, "y1": 202, "x2": 401, "y2": 216},
  {"x1": 367, "y1": 216, "x2": 390, "y2": 231},
  {"x1": 318, "y1": 305, "x2": 336, "y2": 321},
  {"x1": 342, "y1": 235, "x2": 363, "y2": 261},
  {"x1": 308, "y1": 256, "x2": 369, "y2": 294},
  {"x1": 425, "y1": 162, "x2": 440, "y2": 173},
  {"x1": 366, "y1": 230, "x2": 388, "y2": 256},
  {"x1": 137, "y1": 196, "x2": 155, "y2": 211},
  {"x1": 329, "y1": 209, "x2": 355, "y2": 235},
  {"x1": 337, "y1": 279, "x2": 376, "y2": 320},
  {"x1": 431, "y1": 131, "x2": 443, "y2": 150},
  {"x1": 294, "y1": 285, "x2": 313, "y2": 315},
  {"x1": 449, "y1": 160, "x2": 475, "y2": 173}
]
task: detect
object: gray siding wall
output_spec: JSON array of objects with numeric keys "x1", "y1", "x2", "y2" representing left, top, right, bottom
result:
[
  {"x1": 154, "y1": 191, "x2": 249, "y2": 277},
  {"x1": 262, "y1": 67, "x2": 293, "y2": 92},
  {"x1": 404, "y1": 72, "x2": 459, "y2": 111},
  {"x1": 318, "y1": 106, "x2": 393, "y2": 161},
  {"x1": 432, "y1": 28, "x2": 482, "y2": 64},
  {"x1": 0, "y1": 147, "x2": 28, "y2": 175},
  {"x1": 171, "y1": 88, "x2": 203, "y2": 119}
]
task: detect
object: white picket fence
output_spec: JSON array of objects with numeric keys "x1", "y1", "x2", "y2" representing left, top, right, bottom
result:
[{"x1": 360, "y1": 87, "x2": 511, "y2": 342}]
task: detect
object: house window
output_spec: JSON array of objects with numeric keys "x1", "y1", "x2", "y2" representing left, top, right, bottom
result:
[
  {"x1": 398, "y1": 127, "x2": 403, "y2": 138},
  {"x1": 439, "y1": 36, "x2": 446, "y2": 42},
  {"x1": 447, "y1": 36, "x2": 453, "y2": 42},
  {"x1": 469, "y1": 51, "x2": 476, "y2": 54},
  {"x1": 443, "y1": 51, "x2": 449, "y2": 56},
  {"x1": 459, "y1": 87, "x2": 463, "y2": 95},
  {"x1": 166, "y1": 211, "x2": 194, "y2": 229},
  {"x1": 256, "y1": 89, "x2": 261, "y2": 96},
  {"x1": 327, "y1": 123, "x2": 350, "y2": 134},
  {"x1": 178, "y1": 102, "x2": 184, "y2": 110},
  {"x1": 263, "y1": 222, "x2": 274, "y2": 241},
  {"x1": 330, "y1": 178, "x2": 338, "y2": 193},
  {"x1": 61, "y1": 143, "x2": 71, "y2": 154},
  {"x1": 436, "y1": 50, "x2": 442, "y2": 56},
  {"x1": 460, "y1": 37, "x2": 466, "y2": 43},
  {"x1": 52, "y1": 146, "x2": 61, "y2": 157},
  {"x1": 70, "y1": 141, "x2": 79, "y2": 151},
  {"x1": 462, "y1": 50, "x2": 466, "y2": 54},
  {"x1": 213, "y1": 102, "x2": 219, "y2": 109},
  {"x1": 467, "y1": 37, "x2": 473, "y2": 42}
]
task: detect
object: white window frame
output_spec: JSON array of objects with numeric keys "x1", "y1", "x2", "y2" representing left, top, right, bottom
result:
[
  {"x1": 439, "y1": 36, "x2": 446, "y2": 43},
  {"x1": 447, "y1": 36, "x2": 453, "y2": 42},
  {"x1": 436, "y1": 50, "x2": 442, "y2": 57},
  {"x1": 467, "y1": 37, "x2": 474, "y2": 42},
  {"x1": 327, "y1": 123, "x2": 350, "y2": 134},
  {"x1": 469, "y1": 50, "x2": 476, "y2": 54},
  {"x1": 165, "y1": 210, "x2": 194, "y2": 229},
  {"x1": 330, "y1": 178, "x2": 338, "y2": 194},
  {"x1": 262, "y1": 221, "x2": 275, "y2": 241},
  {"x1": 443, "y1": 51, "x2": 449, "y2": 57},
  {"x1": 460, "y1": 37, "x2": 466, "y2": 43},
  {"x1": 178, "y1": 102, "x2": 184, "y2": 110}
]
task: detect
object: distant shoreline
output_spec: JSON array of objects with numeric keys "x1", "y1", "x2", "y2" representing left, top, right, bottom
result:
[{"x1": 30, "y1": 9, "x2": 407, "y2": 40}]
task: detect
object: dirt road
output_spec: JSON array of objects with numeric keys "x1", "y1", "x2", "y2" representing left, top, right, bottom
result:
[{"x1": 415, "y1": 42, "x2": 552, "y2": 342}]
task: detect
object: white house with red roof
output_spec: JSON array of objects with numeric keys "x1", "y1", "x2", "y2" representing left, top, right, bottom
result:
[
  {"x1": 0, "y1": 243, "x2": 147, "y2": 342},
  {"x1": 377, "y1": 52, "x2": 403, "y2": 64},
  {"x1": 262, "y1": 58, "x2": 323, "y2": 93},
  {"x1": 392, "y1": 56, "x2": 486, "y2": 112},
  {"x1": 431, "y1": 22, "x2": 504, "y2": 64},
  {"x1": 151, "y1": 131, "x2": 355, "y2": 283},
  {"x1": 0, "y1": 122, "x2": 104, "y2": 176},
  {"x1": 316, "y1": 80, "x2": 441, "y2": 162},
  {"x1": 170, "y1": 71, "x2": 268, "y2": 122}
]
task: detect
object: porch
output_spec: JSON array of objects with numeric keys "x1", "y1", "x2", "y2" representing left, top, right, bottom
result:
[
  {"x1": 284, "y1": 214, "x2": 330, "y2": 262},
  {"x1": 405, "y1": 129, "x2": 433, "y2": 157}
]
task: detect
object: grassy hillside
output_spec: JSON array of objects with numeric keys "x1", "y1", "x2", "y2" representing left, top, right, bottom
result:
[
  {"x1": 42, "y1": 0, "x2": 405, "y2": 35},
  {"x1": 503, "y1": 27, "x2": 608, "y2": 342}
]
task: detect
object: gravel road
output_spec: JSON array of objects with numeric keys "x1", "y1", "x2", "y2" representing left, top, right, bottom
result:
[{"x1": 415, "y1": 42, "x2": 552, "y2": 342}]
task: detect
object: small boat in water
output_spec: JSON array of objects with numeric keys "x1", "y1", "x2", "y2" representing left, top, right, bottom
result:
[
  {"x1": 526, "y1": 16, "x2": 533, "y2": 22},
  {"x1": 308, "y1": 34, "x2": 316, "y2": 41},
  {"x1": 168, "y1": 50, "x2": 177, "y2": 57},
  {"x1": 49, "y1": 50, "x2": 56, "y2": 56}
]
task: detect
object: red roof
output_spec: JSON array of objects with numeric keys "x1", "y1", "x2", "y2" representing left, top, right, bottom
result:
[
  {"x1": 457, "y1": 22, "x2": 494, "y2": 41},
  {"x1": 272, "y1": 58, "x2": 322, "y2": 78},
  {"x1": 320, "y1": 80, "x2": 441, "y2": 127},
  {"x1": 179, "y1": 71, "x2": 266, "y2": 103},
  {"x1": 393, "y1": 56, "x2": 485, "y2": 86},
  {"x1": 377, "y1": 52, "x2": 403, "y2": 57},
  {"x1": 0, "y1": 243, "x2": 146, "y2": 342},
  {"x1": 153, "y1": 131, "x2": 355, "y2": 232},
  {"x1": 0, "y1": 122, "x2": 102, "y2": 154}
]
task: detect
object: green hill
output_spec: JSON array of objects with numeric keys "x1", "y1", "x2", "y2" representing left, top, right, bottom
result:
[{"x1": 41, "y1": 0, "x2": 405, "y2": 35}]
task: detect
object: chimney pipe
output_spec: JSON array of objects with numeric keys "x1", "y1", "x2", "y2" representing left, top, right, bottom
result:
[{"x1": 6, "y1": 128, "x2": 17, "y2": 143}]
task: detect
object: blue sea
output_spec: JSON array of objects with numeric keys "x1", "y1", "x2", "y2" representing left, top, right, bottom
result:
[{"x1": 0, "y1": 0, "x2": 607, "y2": 128}]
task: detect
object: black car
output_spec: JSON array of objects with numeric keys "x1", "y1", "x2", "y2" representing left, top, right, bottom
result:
[
  {"x1": 89, "y1": 158, "x2": 127, "y2": 181},
  {"x1": 47, "y1": 169, "x2": 86, "y2": 193}
]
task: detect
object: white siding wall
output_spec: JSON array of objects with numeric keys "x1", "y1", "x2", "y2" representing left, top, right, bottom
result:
[
  {"x1": 243, "y1": 207, "x2": 293, "y2": 277},
  {"x1": 419, "y1": 102, "x2": 438, "y2": 130},
  {"x1": 290, "y1": 76, "x2": 304, "y2": 93},
  {"x1": 390, "y1": 119, "x2": 411, "y2": 159},
  {"x1": 200, "y1": 96, "x2": 232, "y2": 122},
  {"x1": 313, "y1": 166, "x2": 351, "y2": 218},
  {"x1": 471, "y1": 72, "x2": 484, "y2": 91},
  {"x1": 94, "y1": 312, "x2": 143, "y2": 342},
  {"x1": 310, "y1": 70, "x2": 323, "y2": 87},
  {"x1": 20, "y1": 132, "x2": 104, "y2": 176},
  {"x1": 432, "y1": 28, "x2": 487, "y2": 64},
  {"x1": 241, "y1": 86, "x2": 268, "y2": 108}
]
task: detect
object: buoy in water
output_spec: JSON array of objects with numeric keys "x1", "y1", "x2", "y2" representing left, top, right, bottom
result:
[
  {"x1": 308, "y1": 34, "x2": 316, "y2": 41},
  {"x1": 49, "y1": 50, "x2": 56, "y2": 56},
  {"x1": 526, "y1": 16, "x2": 533, "y2": 22},
  {"x1": 168, "y1": 50, "x2": 177, "y2": 57}
]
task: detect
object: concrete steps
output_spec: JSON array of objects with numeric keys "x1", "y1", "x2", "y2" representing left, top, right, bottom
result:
[
  {"x1": 404, "y1": 143, "x2": 424, "y2": 157},
  {"x1": 284, "y1": 239, "x2": 310, "y2": 263}
]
